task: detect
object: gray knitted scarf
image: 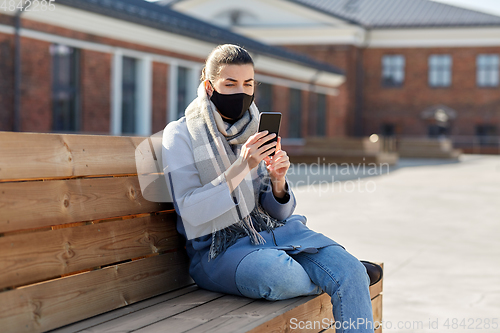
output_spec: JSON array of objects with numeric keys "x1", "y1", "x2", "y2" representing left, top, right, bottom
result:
[{"x1": 185, "y1": 83, "x2": 286, "y2": 260}]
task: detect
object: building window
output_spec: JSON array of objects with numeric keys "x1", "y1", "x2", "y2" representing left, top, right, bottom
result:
[
  {"x1": 477, "y1": 54, "x2": 499, "y2": 87},
  {"x1": 121, "y1": 56, "x2": 137, "y2": 135},
  {"x1": 256, "y1": 82, "x2": 273, "y2": 112},
  {"x1": 316, "y1": 93, "x2": 326, "y2": 136},
  {"x1": 380, "y1": 123, "x2": 395, "y2": 136},
  {"x1": 476, "y1": 124, "x2": 497, "y2": 146},
  {"x1": 382, "y1": 55, "x2": 405, "y2": 87},
  {"x1": 289, "y1": 88, "x2": 302, "y2": 138},
  {"x1": 176, "y1": 66, "x2": 190, "y2": 120},
  {"x1": 429, "y1": 55, "x2": 452, "y2": 87},
  {"x1": 50, "y1": 44, "x2": 80, "y2": 132}
]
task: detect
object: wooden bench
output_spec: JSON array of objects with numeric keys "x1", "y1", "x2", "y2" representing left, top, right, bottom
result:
[{"x1": 0, "y1": 131, "x2": 383, "y2": 333}]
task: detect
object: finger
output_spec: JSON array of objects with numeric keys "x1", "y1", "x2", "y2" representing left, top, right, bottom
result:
[
  {"x1": 271, "y1": 159, "x2": 290, "y2": 172},
  {"x1": 269, "y1": 151, "x2": 286, "y2": 164},
  {"x1": 256, "y1": 140, "x2": 277, "y2": 156},
  {"x1": 270, "y1": 156, "x2": 290, "y2": 170},
  {"x1": 276, "y1": 136, "x2": 282, "y2": 151},
  {"x1": 247, "y1": 130, "x2": 269, "y2": 146}
]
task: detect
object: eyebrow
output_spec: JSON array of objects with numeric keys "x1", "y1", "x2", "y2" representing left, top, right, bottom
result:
[{"x1": 224, "y1": 78, "x2": 254, "y2": 83}]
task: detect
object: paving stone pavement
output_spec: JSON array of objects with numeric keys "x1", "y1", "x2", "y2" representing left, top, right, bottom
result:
[{"x1": 288, "y1": 154, "x2": 500, "y2": 333}]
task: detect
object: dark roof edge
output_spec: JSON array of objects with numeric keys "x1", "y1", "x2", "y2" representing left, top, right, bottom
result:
[{"x1": 54, "y1": 0, "x2": 344, "y2": 77}]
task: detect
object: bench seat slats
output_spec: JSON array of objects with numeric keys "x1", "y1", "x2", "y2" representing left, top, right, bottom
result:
[
  {"x1": 0, "y1": 176, "x2": 170, "y2": 233},
  {"x1": 0, "y1": 251, "x2": 193, "y2": 333},
  {"x1": 82, "y1": 289, "x2": 229, "y2": 333},
  {"x1": 136, "y1": 294, "x2": 258, "y2": 333},
  {"x1": 53, "y1": 273, "x2": 383, "y2": 333},
  {"x1": 0, "y1": 213, "x2": 183, "y2": 290},
  {"x1": 0, "y1": 132, "x2": 145, "y2": 181},
  {"x1": 47, "y1": 285, "x2": 200, "y2": 333}
]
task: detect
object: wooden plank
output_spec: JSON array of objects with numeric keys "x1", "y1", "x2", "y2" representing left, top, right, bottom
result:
[
  {"x1": 372, "y1": 294, "x2": 383, "y2": 329},
  {"x1": 370, "y1": 262, "x2": 384, "y2": 300},
  {"x1": 48, "y1": 285, "x2": 200, "y2": 333},
  {"x1": 250, "y1": 292, "x2": 382, "y2": 333},
  {"x1": 249, "y1": 293, "x2": 332, "y2": 333},
  {"x1": 138, "y1": 294, "x2": 257, "y2": 333},
  {"x1": 156, "y1": 295, "x2": 303, "y2": 333},
  {"x1": 0, "y1": 176, "x2": 171, "y2": 233},
  {"x1": 0, "y1": 251, "x2": 193, "y2": 333},
  {"x1": 0, "y1": 132, "x2": 146, "y2": 181},
  {"x1": 0, "y1": 213, "x2": 183, "y2": 290},
  {"x1": 184, "y1": 295, "x2": 318, "y2": 333},
  {"x1": 83, "y1": 288, "x2": 227, "y2": 333}
]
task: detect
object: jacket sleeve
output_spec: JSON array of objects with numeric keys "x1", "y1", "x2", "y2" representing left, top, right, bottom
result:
[
  {"x1": 259, "y1": 177, "x2": 296, "y2": 221},
  {"x1": 162, "y1": 120, "x2": 237, "y2": 228}
]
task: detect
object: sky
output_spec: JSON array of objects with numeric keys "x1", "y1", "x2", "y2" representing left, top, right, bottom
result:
[
  {"x1": 146, "y1": 0, "x2": 500, "y2": 17},
  {"x1": 431, "y1": 0, "x2": 500, "y2": 16}
]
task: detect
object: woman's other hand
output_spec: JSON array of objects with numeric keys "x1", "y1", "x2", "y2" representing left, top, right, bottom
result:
[{"x1": 264, "y1": 137, "x2": 290, "y2": 198}]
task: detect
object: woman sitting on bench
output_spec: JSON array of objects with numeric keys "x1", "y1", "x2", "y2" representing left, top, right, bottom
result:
[{"x1": 162, "y1": 44, "x2": 382, "y2": 333}]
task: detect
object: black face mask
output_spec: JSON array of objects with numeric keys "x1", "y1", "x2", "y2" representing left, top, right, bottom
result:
[{"x1": 210, "y1": 86, "x2": 254, "y2": 121}]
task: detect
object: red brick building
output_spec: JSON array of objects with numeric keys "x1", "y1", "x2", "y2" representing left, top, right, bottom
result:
[
  {"x1": 0, "y1": 0, "x2": 344, "y2": 138},
  {"x1": 168, "y1": 0, "x2": 500, "y2": 148}
]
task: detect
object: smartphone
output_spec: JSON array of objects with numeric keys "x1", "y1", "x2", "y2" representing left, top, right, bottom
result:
[{"x1": 258, "y1": 112, "x2": 282, "y2": 157}]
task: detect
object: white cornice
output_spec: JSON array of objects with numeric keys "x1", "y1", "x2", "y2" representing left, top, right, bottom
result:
[
  {"x1": 368, "y1": 27, "x2": 500, "y2": 48},
  {"x1": 233, "y1": 26, "x2": 366, "y2": 46}
]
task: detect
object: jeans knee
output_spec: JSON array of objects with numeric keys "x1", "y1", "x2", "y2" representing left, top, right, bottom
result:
[
  {"x1": 236, "y1": 250, "x2": 320, "y2": 301},
  {"x1": 343, "y1": 256, "x2": 370, "y2": 288}
]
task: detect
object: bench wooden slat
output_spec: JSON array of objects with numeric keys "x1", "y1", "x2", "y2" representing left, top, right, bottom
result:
[
  {"x1": 83, "y1": 289, "x2": 227, "y2": 333},
  {"x1": 370, "y1": 263, "x2": 384, "y2": 299},
  {"x1": 0, "y1": 132, "x2": 145, "y2": 181},
  {"x1": 0, "y1": 251, "x2": 193, "y2": 333},
  {"x1": 138, "y1": 294, "x2": 258, "y2": 333},
  {"x1": 0, "y1": 213, "x2": 183, "y2": 290},
  {"x1": 47, "y1": 285, "x2": 200, "y2": 333},
  {"x1": 0, "y1": 176, "x2": 170, "y2": 233},
  {"x1": 185, "y1": 294, "x2": 320, "y2": 333}
]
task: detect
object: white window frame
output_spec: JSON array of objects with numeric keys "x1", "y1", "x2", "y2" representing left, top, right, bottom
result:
[{"x1": 111, "y1": 50, "x2": 152, "y2": 136}]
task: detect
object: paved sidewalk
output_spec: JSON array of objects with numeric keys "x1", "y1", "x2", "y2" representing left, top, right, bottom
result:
[{"x1": 289, "y1": 154, "x2": 500, "y2": 333}]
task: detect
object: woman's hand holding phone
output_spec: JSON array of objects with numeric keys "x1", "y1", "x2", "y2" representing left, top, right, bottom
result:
[
  {"x1": 241, "y1": 130, "x2": 277, "y2": 170},
  {"x1": 224, "y1": 131, "x2": 276, "y2": 193},
  {"x1": 264, "y1": 136, "x2": 290, "y2": 199}
]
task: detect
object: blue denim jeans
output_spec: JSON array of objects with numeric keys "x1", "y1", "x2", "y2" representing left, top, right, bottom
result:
[{"x1": 235, "y1": 245, "x2": 374, "y2": 333}]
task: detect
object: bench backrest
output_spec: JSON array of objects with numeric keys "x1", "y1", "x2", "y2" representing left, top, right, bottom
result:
[{"x1": 0, "y1": 131, "x2": 192, "y2": 333}]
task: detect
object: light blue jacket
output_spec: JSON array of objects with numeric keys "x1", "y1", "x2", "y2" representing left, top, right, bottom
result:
[{"x1": 162, "y1": 117, "x2": 342, "y2": 296}]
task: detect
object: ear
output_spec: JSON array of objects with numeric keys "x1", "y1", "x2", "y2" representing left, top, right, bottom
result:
[{"x1": 204, "y1": 80, "x2": 213, "y2": 97}]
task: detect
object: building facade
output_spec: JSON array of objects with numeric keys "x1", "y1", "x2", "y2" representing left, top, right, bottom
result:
[
  {"x1": 0, "y1": 0, "x2": 344, "y2": 139},
  {"x1": 167, "y1": 0, "x2": 500, "y2": 148}
]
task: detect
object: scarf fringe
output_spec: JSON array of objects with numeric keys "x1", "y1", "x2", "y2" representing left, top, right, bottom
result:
[{"x1": 208, "y1": 204, "x2": 286, "y2": 261}]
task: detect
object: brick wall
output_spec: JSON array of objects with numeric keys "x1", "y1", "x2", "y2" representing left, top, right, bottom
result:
[
  {"x1": 0, "y1": 13, "x2": 206, "y2": 135},
  {"x1": 20, "y1": 37, "x2": 52, "y2": 132},
  {"x1": 152, "y1": 62, "x2": 168, "y2": 134},
  {"x1": 283, "y1": 44, "x2": 358, "y2": 137},
  {"x1": 272, "y1": 85, "x2": 290, "y2": 138},
  {"x1": 81, "y1": 49, "x2": 111, "y2": 133},
  {"x1": 362, "y1": 47, "x2": 500, "y2": 137}
]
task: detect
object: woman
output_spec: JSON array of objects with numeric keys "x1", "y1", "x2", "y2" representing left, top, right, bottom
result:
[{"x1": 162, "y1": 44, "x2": 380, "y2": 332}]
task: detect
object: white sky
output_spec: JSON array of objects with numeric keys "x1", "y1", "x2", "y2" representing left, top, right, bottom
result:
[{"x1": 431, "y1": 0, "x2": 500, "y2": 16}]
